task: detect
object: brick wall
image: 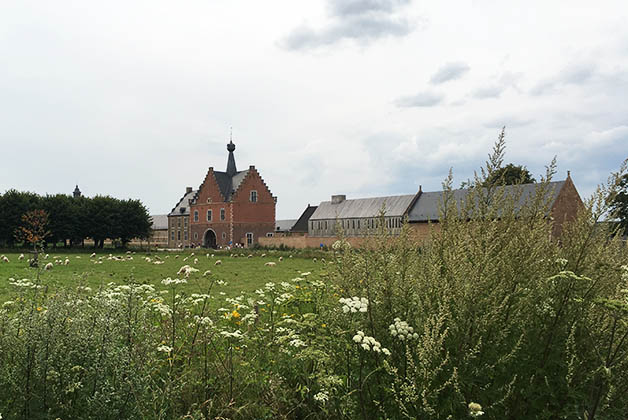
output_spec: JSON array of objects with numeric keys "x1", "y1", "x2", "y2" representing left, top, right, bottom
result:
[{"x1": 550, "y1": 175, "x2": 584, "y2": 237}]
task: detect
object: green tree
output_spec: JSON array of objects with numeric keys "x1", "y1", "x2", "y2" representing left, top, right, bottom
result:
[
  {"x1": 609, "y1": 173, "x2": 628, "y2": 234},
  {"x1": 0, "y1": 190, "x2": 41, "y2": 247},
  {"x1": 483, "y1": 163, "x2": 536, "y2": 187}
]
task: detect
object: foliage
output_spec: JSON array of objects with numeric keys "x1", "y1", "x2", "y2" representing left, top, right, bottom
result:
[
  {"x1": 609, "y1": 173, "x2": 628, "y2": 234},
  {"x1": 483, "y1": 163, "x2": 536, "y2": 187},
  {"x1": 14, "y1": 210, "x2": 50, "y2": 248},
  {"x1": 0, "y1": 191, "x2": 151, "y2": 248}
]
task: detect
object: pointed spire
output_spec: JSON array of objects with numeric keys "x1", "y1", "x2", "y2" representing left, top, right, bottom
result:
[{"x1": 226, "y1": 132, "x2": 237, "y2": 176}]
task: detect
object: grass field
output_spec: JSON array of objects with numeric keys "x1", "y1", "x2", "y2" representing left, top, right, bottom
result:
[{"x1": 0, "y1": 249, "x2": 327, "y2": 301}]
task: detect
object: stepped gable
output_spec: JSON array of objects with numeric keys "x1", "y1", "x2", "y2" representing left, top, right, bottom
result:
[{"x1": 230, "y1": 165, "x2": 275, "y2": 202}]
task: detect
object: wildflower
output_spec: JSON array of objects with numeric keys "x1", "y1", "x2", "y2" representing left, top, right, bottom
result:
[
  {"x1": 36, "y1": 307, "x2": 42, "y2": 311},
  {"x1": 468, "y1": 402, "x2": 484, "y2": 417},
  {"x1": 339, "y1": 296, "x2": 368, "y2": 313},
  {"x1": 313, "y1": 391, "x2": 329, "y2": 403},
  {"x1": 157, "y1": 344, "x2": 173, "y2": 353},
  {"x1": 382, "y1": 348, "x2": 391, "y2": 356},
  {"x1": 232, "y1": 310, "x2": 241, "y2": 319},
  {"x1": 389, "y1": 318, "x2": 417, "y2": 341}
]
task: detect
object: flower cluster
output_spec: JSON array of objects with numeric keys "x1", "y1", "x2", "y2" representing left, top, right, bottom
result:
[
  {"x1": 340, "y1": 296, "x2": 368, "y2": 313},
  {"x1": 389, "y1": 318, "x2": 418, "y2": 341},
  {"x1": 352, "y1": 331, "x2": 390, "y2": 355},
  {"x1": 468, "y1": 402, "x2": 484, "y2": 417},
  {"x1": 161, "y1": 277, "x2": 187, "y2": 286}
]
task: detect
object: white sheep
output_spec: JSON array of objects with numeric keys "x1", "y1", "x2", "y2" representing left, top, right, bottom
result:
[
  {"x1": 183, "y1": 256, "x2": 189, "y2": 262},
  {"x1": 1, "y1": 255, "x2": 9, "y2": 263},
  {"x1": 203, "y1": 270, "x2": 211, "y2": 276},
  {"x1": 215, "y1": 260, "x2": 222, "y2": 265},
  {"x1": 64, "y1": 258, "x2": 70, "y2": 265},
  {"x1": 261, "y1": 253, "x2": 266, "y2": 257},
  {"x1": 44, "y1": 254, "x2": 49, "y2": 259},
  {"x1": 18, "y1": 254, "x2": 24, "y2": 260},
  {"x1": 44, "y1": 262, "x2": 53, "y2": 270},
  {"x1": 247, "y1": 254, "x2": 253, "y2": 258},
  {"x1": 264, "y1": 262, "x2": 276, "y2": 267},
  {"x1": 177, "y1": 264, "x2": 199, "y2": 277},
  {"x1": 278, "y1": 256, "x2": 283, "y2": 262},
  {"x1": 194, "y1": 258, "x2": 199, "y2": 265},
  {"x1": 90, "y1": 253, "x2": 96, "y2": 258}
]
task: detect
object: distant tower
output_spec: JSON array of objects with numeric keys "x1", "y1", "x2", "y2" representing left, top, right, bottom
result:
[
  {"x1": 226, "y1": 140, "x2": 237, "y2": 176},
  {"x1": 73, "y1": 185, "x2": 82, "y2": 198}
]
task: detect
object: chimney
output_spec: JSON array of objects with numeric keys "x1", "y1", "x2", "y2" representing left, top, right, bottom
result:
[
  {"x1": 186, "y1": 187, "x2": 192, "y2": 194},
  {"x1": 331, "y1": 195, "x2": 346, "y2": 204}
]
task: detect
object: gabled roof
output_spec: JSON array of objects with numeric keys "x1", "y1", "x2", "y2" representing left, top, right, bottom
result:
[
  {"x1": 310, "y1": 195, "x2": 416, "y2": 220},
  {"x1": 276, "y1": 219, "x2": 297, "y2": 232},
  {"x1": 150, "y1": 214, "x2": 169, "y2": 230},
  {"x1": 213, "y1": 170, "x2": 250, "y2": 202},
  {"x1": 168, "y1": 189, "x2": 197, "y2": 216},
  {"x1": 291, "y1": 205, "x2": 317, "y2": 232},
  {"x1": 407, "y1": 181, "x2": 566, "y2": 222}
]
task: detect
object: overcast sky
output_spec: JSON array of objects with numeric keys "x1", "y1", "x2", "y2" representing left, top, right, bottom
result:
[{"x1": 1, "y1": 1, "x2": 627, "y2": 219}]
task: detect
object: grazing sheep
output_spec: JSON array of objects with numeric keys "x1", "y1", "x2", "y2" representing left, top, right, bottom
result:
[
  {"x1": 264, "y1": 262, "x2": 276, "y2": 267},
  {"x1": 321, "y1": 258, "x2": 326, "y2": 263},
  {"x1": 240, "y1": 253, "x2": 245, "y2": 257},
  {"x1": 215, "y1": 260, "x2": 222, "y2": 266},
  {"x1": 1, "y1": 255, "x2": 9, "y2": 263},
  {"x1": 177, "y1": 265, "x2": 199, "y2": 277},
  {"x1": 261, "y1": 253, "x2": 266, "y2": 258},
  {"x1": 289, "y1": 255, "x2": 293, "y2": 258},
  {"x1": 194, "y1": 258, "x2": 199, "y2": 265},
  {"x1": 278, "y1": 256, "x2": 283, "y2": 262},
  {"x1": 44, "y1": 254, "x2": 49, "y2": 259},
  {"x1": 64, "y1": 258, "x2": 70, "y2": 265},
  {"x1": 203, "y1": 270, "x2": 211, "y2": 276},
  {"x1": 190, "y1": 252, "x2": 195, "y2": 257},
  {"x1": 18, "y1": 254, "x2": 24, "y2": 260},
  {"x1": 313, "y1": 258, "x2": 317, "y2": 262},
  {"x1": 175, "y1": 255, "x2": 179, "y2": 259},
  {"x1": 90, "y1": 253, "x2": 96, "y2": 258},
  {"x1": 183, "y1": 257, "x2": 189, "y2": 262},
  {"x1": 206, "y1": 253, "x2": 210, "y2": 258},
  {"x1": 44, "y1": 262, "x2": 53, "y2": 270},
  {"x1": 211, "y1": 254, "x2": 215, "y2": 258},
  {"x1": 153, "y1": 261, "x2": 164, "y2": 265}
]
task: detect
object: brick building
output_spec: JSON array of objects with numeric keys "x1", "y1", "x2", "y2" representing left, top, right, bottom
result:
[{"x1": 179, "y1": 140, "x2": 276, "y2": 248}]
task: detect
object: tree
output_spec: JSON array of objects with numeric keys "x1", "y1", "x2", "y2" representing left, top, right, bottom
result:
[
  {"x1": 0, "y1": 190, "x2": 41, "y2": 246},
  {"x1": 483, "y1": 163, "x2": 536, "y2": 187},
  {"x1": 14, "y1": 209, "x2": 50, "y2": 267},
  {"x1": 609, "y1": 173, "x2": 628, "y2": 234}
]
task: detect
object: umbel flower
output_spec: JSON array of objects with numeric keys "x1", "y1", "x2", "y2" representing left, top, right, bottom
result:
[
  {"x1": 340, "y1": 297, "x2": 368, "y2": 313},
  {"x1": 468, "y1": 402, "x2": 484, "y2": 417}
]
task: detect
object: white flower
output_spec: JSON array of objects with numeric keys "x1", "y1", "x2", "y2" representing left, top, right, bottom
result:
[
  {"x1": 157, "y1": 344, "x2": 173, "y2": 353},
  {"x1": 339, "y1": 296, "x2": 368, "y2": 314},
  {"x1": 313, "y1": 391, "x2": 329, "y2": 403},
  {"x1": 353, "y1": 334, "x2": 362, "y2": 343},
  {"x1": 361, "y1": 343, "x2": 370, "y2": 351},
  {"x1": 468, "y1": 402, "x2": 484, "y2": 417},
  {"x1": 382, "y1": 348, "x2": 391, "y2": 356},
  {"x1": 161, "y1": 277, "x2": 187, "y2": 286}
]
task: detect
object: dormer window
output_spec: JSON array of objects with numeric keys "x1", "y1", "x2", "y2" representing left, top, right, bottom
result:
[
  {"x1": 250, "y1": 190, "x2": 257, "y2": 203},
  {"x1": 207, "y1": 197, "x2": 212, "y2": 203}
]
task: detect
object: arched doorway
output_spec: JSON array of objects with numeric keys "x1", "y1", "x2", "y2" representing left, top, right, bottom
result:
[{"x1": 204, "y1": 229, "x2": 217, "y2": 248}]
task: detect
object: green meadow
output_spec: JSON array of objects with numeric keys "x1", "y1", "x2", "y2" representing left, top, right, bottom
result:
[{"x1": 0, "y1": 250, "x2": 325, "y2": 300}]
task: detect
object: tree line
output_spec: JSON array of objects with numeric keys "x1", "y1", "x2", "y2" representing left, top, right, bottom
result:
[{"x1": 0, "y1": 190, "x2": 152, "y2": 248}]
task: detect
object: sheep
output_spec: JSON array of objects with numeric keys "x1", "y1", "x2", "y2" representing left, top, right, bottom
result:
[
  {"x1": 1, "y1": 255, "x2": 9, "y2": 263},
  {"x1": 203, "y1": 270, "x2": 211, "y2": 276},
  {"x1": 313, "y1": 258, "x2": 317, "y2": 262},
  {"x1": 44, "y1": 254, "x2": 49, "y2": 259},
  {"x1": 44, "y1": 262, "x2": 53, "y2": 270},
  {"x1": 211, "y1": 254, "x2": 215, "y2": 258},
  {"x1": 261, "y1": 253, "x2": 266, "y2": 258},
  {"x1": 278, "y1": 256, "x2": 283, "y2": 262},
  {"x1": 64, "y1": 258, "x2": 70, "y2": 265},
  {"x1": 177, "y1": 264, "x2": 199, "y2": 277},
  {"x1": 175, "y1": 255, "x2": 179, "y2": 259},
  {"x1": 190, "y1": 252, "x2": 195, "y2": 257},
  {"x1": 90, "y1": 252, "x2": 96, "y2": 258},
  {"x1": 264, "y1": 262, "x2": 276, "y2": 267},
  {"x1": 18, "y1": 254, "x2": 24, "y2": 260},
  {"x1": 193, "y1": 258, "x2": 199, "y2": 265},
  {"x1": 183, "y1": 256, "x2": 189, "y2": 262},
  {"x1": 215, "y1": 260, "x2": 222, "y2": 266}
]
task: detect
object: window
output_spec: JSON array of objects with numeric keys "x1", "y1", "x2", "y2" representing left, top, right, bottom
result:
[
  {"x1": 184, "y1": 217, "x2": 188, "y2": 228},
  {"x1": 178, "y1": 218, "x2": 181, "y2": 227},
  {"x1": 184, "y1": 231, "x2": 188, "y2": 240},
  {"x1": 194, "y1": 232, "x2": 198, "y2": 240},
  {"x1": 250, "y1": 190, "x2": 257, "y2": 202},
  {"x1": 171, "y1": 231, "x2": 175, "y2": 241},
  {"x1": 246, "y1": 232, "x2": 253, "y2": 246},
  {"x1": 207, "y1": 197, "x2": 212, "y2": 203},
  {"x1": 222, "y1": 232, "x2": 226, "y2": 239},
  {"x1": 207, "y1": 210, "x2": 212, "y2": 222},
  {"x1": 266, "y1": 232, "x2": 274, "y2": 237},
  {"x1": 220, "y1": 208, "x2": 225, "y2": 220},
  {"x1": 193, "y1": 211, "x2": 199, "y2": 222},
  {"x1": 177, "y1": 231, "x2": 181, "y2": 240}
]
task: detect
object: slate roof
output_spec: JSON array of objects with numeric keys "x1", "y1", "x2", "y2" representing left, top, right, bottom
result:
[
  {"x1": 291, "y1": 205, "x2": 318, "y2": 233},
  {"x1": 150, "y1": 214, "x2": 169, "y2": 230},
  {"x1": 211, "y1": 170, "x2": 250, "y2": 202},
  {"x1": 275, "y1": 219, "x2": 297, "y2": 232},
  {"x1": 408, "y1": 181, "x2": 566, "y2": 222},
  {"x1": 168, "y1": 189, "x2": 198, "y2": 216},
  {"x1": 310, "y1": 195, "x2": 416, "y2": 220}
]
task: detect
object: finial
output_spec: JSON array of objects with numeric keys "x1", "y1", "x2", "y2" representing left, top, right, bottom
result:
[
  {"x1": 567, "y1": 170, "x2": 571, "y2": 178},
  {"x1": 230, "y1": 126, "x2": 232, "y2": 142},
  {"x1": 419, "y1": 185, "x2": 422, "y2": 192}
]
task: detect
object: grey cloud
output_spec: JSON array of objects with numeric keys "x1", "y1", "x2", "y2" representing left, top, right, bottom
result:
[
  {"x1": 530, "y1": 62, "x2": 597, "y2": 95},
  {"x1": 430, "y1": 62, "x2": 470, "y2": 84},
  {"x1": 329, "y1": 0, "x2": 412, "y2": 17},
  {"x1": 395, "y1": 91, "x2": 444, "y2": 107},
  {"x1": 281, "y1": 0, "x2": 415, "y2": 50},
  {"x1": 472, "y1": 85, "x2": 505, "y2": 99}
]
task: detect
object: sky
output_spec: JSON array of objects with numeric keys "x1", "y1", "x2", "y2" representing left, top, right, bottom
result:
[{"x1": 1, "y1": 0, "x2": 627, "y2": 219}]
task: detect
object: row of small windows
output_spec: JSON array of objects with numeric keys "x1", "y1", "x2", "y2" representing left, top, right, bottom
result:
[
  {"x1": 193, "y1": 208, "x2": 227, "y2": 222},
  {"x1": 310, "y1": 217, "x2": 404, "y2": 231}
]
